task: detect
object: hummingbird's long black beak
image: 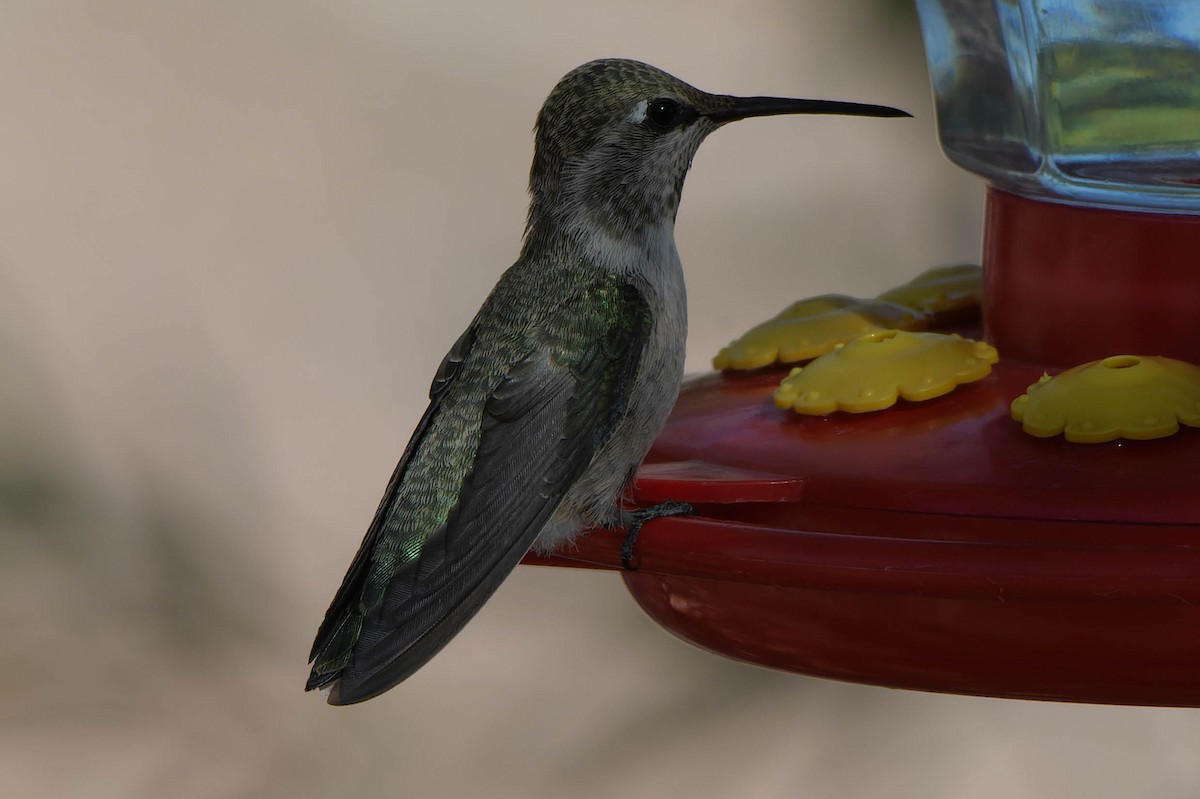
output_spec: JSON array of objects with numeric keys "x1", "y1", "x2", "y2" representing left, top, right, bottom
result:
[{"x1": 705, "y1": 96, "x2": 911, "y2": 123}]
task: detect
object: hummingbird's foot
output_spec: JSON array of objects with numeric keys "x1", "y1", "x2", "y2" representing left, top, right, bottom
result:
[{"x1": 620, "y1": 500, "x2": 694, "y2": 571}]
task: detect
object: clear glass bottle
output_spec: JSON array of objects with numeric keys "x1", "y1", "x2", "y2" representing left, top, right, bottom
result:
[{"x1": 915, "y1": 0, "x2": 1200, "y2": 212}]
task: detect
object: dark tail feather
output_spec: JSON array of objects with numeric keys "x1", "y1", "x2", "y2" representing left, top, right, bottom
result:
[
  {"x1": 305, "y1": 607, "x2": 365, "y2": 692},
  {"x1": 322, "y1": 541, "x2": 527, "y2": 705}
]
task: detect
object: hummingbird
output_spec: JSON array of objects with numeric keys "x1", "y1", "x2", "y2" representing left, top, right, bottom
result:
[{"x1": 307, "y1": 58, "x2": 908, "y2": 704}]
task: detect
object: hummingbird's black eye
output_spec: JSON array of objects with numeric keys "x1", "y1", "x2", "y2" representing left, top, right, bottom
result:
[{"x1": 646, "y1": 98, "x2": 682, "y2": 130}]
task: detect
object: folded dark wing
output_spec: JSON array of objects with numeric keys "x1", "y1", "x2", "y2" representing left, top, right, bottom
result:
[
  {"x1": 306, "y1": 326, "x2": 475, "y2": 687},
  {"x1": 312, "y1": 277, "x2": 653, "y2": 704}
]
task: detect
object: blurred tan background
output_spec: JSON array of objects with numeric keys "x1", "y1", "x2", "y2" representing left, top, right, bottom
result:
[{"x1": 3, "y1": 2, "x2": 1199, "y2": 797}]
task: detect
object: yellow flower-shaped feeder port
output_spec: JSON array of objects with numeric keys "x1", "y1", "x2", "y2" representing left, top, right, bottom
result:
[
  {"x1": 1011, "y1": 355, "x2": 1200, "y2": 443},
  {"x1": 713, "y1": 295, "x2": 929, "y2": 371},
  {"x1": 877, "y1": 263, "x2": 982, "y2": 317},
  {"x1": 774, "y1": 330, "x2": 998, "y2": 415}
]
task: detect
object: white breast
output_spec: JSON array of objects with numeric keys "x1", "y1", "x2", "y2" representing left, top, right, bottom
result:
[{"x1": 533, "y1": 222, "x2": 688, "y2": 551}]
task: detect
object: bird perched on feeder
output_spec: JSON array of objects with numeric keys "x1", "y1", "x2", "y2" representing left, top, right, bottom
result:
[{"x1": 306, "y1": 58, "x2": 909, "y2": 704}]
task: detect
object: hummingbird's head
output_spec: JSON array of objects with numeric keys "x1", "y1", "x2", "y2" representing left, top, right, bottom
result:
[{"x1": 526, "y1": 58, "x2": 909, "y2": 248}]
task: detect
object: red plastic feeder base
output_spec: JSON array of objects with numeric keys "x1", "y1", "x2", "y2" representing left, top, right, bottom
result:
[
  {"x1": 524, "y1": 360, "x2": 1200, "y2": 706},
  {"x1": 525, "y1": 188, "x2": 1200, "y2": 706}
]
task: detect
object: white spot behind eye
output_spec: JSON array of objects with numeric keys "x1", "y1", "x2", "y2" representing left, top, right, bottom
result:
[{"x1": 628, "y1": 99, "x2": 648, "y2": 124}]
